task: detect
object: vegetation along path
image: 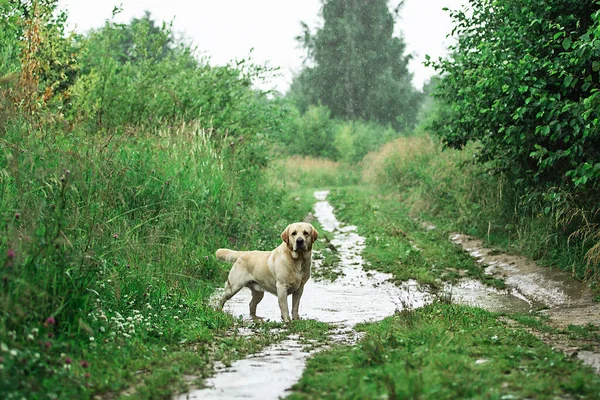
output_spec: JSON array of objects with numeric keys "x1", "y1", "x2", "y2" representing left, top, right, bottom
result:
[{"x1": 178, "y1": 189, "x2": 600, "y2": 399}]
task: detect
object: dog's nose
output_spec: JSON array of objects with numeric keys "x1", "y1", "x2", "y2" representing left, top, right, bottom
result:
[{"x1": 297, "y1": 237, "x2": 304, "y2": 243}]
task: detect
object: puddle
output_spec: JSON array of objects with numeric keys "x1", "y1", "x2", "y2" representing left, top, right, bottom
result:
[
  {"x1": 450, "y1": 233, "x2": 600, "y2": 327},
  {"x1": 445, "y1": 279, "x2": 532, "y2": 313},
  {"x1": 179, "y1": 190, "x2": 434, "y2": 400},
  {"x1": 180, "y1": 337, "x2": 311, "y2": 400}
]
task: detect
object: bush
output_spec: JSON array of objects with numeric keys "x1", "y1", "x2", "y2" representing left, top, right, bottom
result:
[
  {"x1": 279, "y1": 104, "x2": 402, "y2": 163},
  {"x1": 428, "y1": 1, "x2": 600, "y2": 193}
]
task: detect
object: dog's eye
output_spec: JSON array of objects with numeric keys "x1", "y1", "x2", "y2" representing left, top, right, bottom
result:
[
  {"x1": 292, "y1": 231, "x2": 297, "y2": 236},
  {"x1": 303, "y1": 231, "x2": 308, "y2": 236}
]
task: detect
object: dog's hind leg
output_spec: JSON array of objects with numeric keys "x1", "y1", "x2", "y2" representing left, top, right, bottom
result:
[
  {"x1": 249, "y1": 289, "x2": 264, "y2": 320},
  {"x1": 217, "y1": 262, "x2": 249, "y2": 310}
]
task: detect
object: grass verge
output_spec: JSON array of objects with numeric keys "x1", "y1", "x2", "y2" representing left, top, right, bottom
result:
[
  {"x1": 324, "y1": 186, "x2": 504, "y2": 289},
  {"x1": 289, "y1": 303, "x2": 600, "y2": 399}
]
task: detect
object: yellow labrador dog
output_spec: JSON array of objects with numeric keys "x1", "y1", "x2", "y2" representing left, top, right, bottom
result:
[{"x1": 216, "y1": 222, "x2": 319, "y2": 322}]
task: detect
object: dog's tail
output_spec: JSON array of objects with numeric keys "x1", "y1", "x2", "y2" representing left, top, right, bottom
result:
[{"x1": 215, "y1": 248, "x2": 243, "y2": 263}]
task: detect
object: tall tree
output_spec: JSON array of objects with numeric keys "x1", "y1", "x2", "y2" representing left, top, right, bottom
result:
[{"x1": 290, "y1": 0, "x2": 421, "y2": 131}]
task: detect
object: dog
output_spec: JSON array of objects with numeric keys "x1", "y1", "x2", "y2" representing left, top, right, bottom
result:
[{"x1": 216, "y1": 222, "x2": 319, "y2": 322}]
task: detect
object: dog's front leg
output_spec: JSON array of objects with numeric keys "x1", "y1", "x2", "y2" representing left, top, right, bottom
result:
[
  {"x1": 291, "y1": 285, "x2": 304, "y2": 320},
  {"x1": 276, "y1": 282, "x2": 291, "y2": 323}
]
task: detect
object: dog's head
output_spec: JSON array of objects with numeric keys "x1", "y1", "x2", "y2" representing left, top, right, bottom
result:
[{"x1": 281, "y1": 222, "x2": 319, "y2": 254}]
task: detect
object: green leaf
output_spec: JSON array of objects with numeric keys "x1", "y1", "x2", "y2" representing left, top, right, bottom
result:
[
  {"x1": 562, "y1": 37, "x2": 572, "y2": 50},
  {"x1": 564, "y1": 75, "x2": 573, "y2": 88}
]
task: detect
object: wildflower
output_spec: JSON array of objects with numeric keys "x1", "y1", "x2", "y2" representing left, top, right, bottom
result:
[
  {"x1": 31, "y1": 328, "x2": 39, "y2": 335},
  {"x1": 89, "y1": 337, "x2": 94, "y2": 342},
  {"x1": 65, "y1": 357, "x2": 72, "y2": 364},
  {"x1": 9, "y1": 350, "x2": 17, "y2": 357},
  {"x1": 113, "y1": 234, "x2": 118, "y2": 239},
  {"x1": 7, "y1": 249, "x2": 15, "y2": 259},
  {"x1": 27, "y1": 334, "x2": 34, "y2": 342},
  {"x1": 80, "y1": 360, "x2": 89, "y2": 368},
  {"x1": 14, "y1": 212, "x2": 20, "y2": 220},
  {"x1": 45, "y1": 317, "x2": 56, "y2": 326},
  {"x1": 44, "y1": 342, "x2": 52, "y2": 349}
]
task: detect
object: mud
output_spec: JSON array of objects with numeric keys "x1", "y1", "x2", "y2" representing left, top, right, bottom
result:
[
  {"x1": 451, "y1": 233, "x2": 600, "y2": 373},
  {"x1": 450, "y1": 233, "x2": 600, "y2": 327}
]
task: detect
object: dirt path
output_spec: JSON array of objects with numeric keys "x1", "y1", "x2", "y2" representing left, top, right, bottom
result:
[{"x1": 178, "y1": 190, "x2": 433, "y2": 399}]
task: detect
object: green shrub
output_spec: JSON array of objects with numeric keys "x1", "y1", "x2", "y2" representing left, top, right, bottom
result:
[{"x1": 428, "y1": 1, "x2": 600, "y2": 194}]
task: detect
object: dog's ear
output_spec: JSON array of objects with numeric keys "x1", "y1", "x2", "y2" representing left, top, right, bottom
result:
[
  {"x1": 281, "y1": 226, "x2": 289, "y2": 244},
  {"x1": 311, "y1": 226, "x2": 319, "y2": 242}
]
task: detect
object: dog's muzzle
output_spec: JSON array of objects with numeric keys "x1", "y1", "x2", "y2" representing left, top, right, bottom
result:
[{"x1": 295, "y1": 237, "x2": 305, "y2": 251}]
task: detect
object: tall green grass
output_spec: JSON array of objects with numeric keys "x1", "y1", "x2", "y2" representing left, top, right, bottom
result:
[{"x1": 0, "y1": 120, "x2": 310, "y2": 398}]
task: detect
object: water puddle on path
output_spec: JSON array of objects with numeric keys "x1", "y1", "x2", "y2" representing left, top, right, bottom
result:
[
  {"x1": 179, "y1": 191, "x2": 432, "y2": 399},
  {"x1": 450, "y1": 233, "x2": 600, "y2": 327}
]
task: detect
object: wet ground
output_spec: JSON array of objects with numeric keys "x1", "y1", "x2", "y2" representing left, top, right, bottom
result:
[
  {"x1": 450, "y1": 233, "x2": 600, "y2": 373},
  {"x1": 178, "y1": 191, "x2": 600, "y2": 399}
]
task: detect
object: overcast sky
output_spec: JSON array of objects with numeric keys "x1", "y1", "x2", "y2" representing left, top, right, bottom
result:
[{"x1": 57, "y1": 0, "x2": 467, "y2": 93}]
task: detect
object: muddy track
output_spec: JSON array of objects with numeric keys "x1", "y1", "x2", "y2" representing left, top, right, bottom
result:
[
  {"x1": 451, "y1": 233, "x2": 600, "y2": 373},
  {"x1": 177, "y1": 191, "x2": 600, "y2": 399}
]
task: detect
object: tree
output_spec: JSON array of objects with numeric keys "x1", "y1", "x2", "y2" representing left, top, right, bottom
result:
[{"x1": 290, "y1": 0, "x2": 421, "y2": 131}]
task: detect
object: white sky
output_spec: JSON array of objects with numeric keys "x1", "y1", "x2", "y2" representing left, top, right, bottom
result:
[{"x1": 57, "y1": 0, "x2": 467, "y2": 93}]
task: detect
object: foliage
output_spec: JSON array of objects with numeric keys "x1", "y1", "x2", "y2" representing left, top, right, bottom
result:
[
  {"x1": 0, "y1": 0, "x2": 78, "y2": 125},
  {"x1": 280, "y1": 105, "x2": 340, "y2": 160},
  {"x1": 279, "y1": 104, "x2": 402, "y2": 162},
  {"x1": 428, "y1": 0, "x2": 600, "y2": 193},
  {"x1": 69, "y1": 10, "x2": 283, "y2": 152},
  {"x1": 290, "y1": 0, "x2": 422, "y2": 131}
]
